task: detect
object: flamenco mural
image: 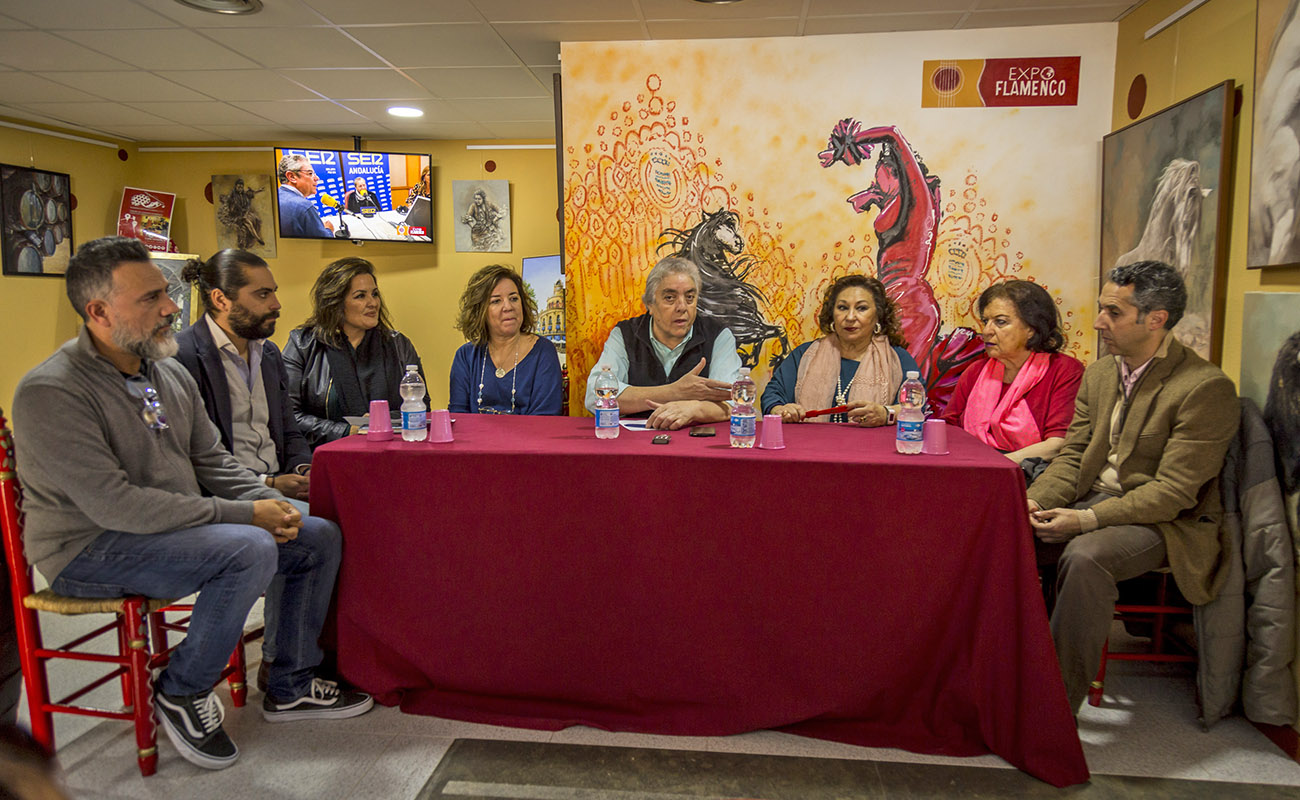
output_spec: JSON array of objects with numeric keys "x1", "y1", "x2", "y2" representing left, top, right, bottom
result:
[{"x1": 562, "y1": 30, "x2": 1116, "y2": 414}]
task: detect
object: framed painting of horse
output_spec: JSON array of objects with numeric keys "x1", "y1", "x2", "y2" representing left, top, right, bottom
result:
[
  {"x1": 1100, "y1": 81, "x2": 1234, "y2": 364},
  {"x1": 1249, "y1": 0, "x2": 1300, "y2": 269}
]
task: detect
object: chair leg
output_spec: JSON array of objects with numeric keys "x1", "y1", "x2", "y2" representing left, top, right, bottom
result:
[
  {"x1": 148, "y1": 609, "x2": 168, "y2": 656},
  {"x1": 116, "y1": 619, "x2": 134, "y2": 710},
  {"x1": 1088, "y1": 639, "x2": 1110, "y2": 707},
  {"x1": 124, "y1": 600, "x2": 158, "y2": 777},
  {"x1": 227, "y1": 638, "x2": 248, "y2": 708}
]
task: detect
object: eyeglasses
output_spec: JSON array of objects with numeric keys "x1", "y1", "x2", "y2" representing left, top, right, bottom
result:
[
  {"x1": 125, "y1": 376, "x2": 169, "y2": 433},
  {"x1": 289, "y1": 168, "x2": 316, "y2": 178}
]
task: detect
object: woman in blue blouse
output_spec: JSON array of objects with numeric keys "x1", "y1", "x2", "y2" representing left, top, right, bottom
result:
[
  {"x1": 450, "y1": 264, "x2": 563, "y2": 415},
  {"x1": 761, "y1": 274, "x2": 918, "y2": 426}
]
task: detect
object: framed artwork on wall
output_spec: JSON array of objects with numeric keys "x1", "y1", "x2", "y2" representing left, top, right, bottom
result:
[
  {"x1": 453, "y1": 179, "x2": 510, "y2": 252},
  {"x1": 150, "y1": 252, "x2": 201, "y2": 332},
  {"x1": 212, "y1": 174, "x2": 276, "y2": 259},
  {"x1": 1100, "y1": 81, "x2": 1234, "y2": 364},
  {"x1": 0, "y1": 163, "x2": 73, "y2": 277},
  {"x1": 1249, "y1": 0, "x2": 1300, "y2": 268}
]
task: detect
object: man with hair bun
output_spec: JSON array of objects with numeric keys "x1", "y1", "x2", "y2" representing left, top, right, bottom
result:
[{"x1": 1027, "y1": 260, "x2": 1238, "y2": 713}]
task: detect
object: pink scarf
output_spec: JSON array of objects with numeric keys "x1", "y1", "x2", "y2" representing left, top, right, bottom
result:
[
  {"x1": 794, "y1": 335, "x2": 903, "y2": 423},
  {"x1": 962, "y1": 352, "x2": 1050, "y2": 450}
]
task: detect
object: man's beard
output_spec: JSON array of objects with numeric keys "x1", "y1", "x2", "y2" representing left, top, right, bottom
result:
[
  {"x1": 228, "y1": 303, "x2": 278, "y2": 341},
  {"x1": 113, "y1": 319, "x2": 178, "y2": 362}
]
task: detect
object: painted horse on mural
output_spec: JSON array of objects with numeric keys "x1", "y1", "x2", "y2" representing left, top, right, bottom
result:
[
  {"x1": 657, "y1": 208, "x2": 789, "y2": 368},
  {"x1": 818, "y1": 119, "x2": 984, "y2": 409}
]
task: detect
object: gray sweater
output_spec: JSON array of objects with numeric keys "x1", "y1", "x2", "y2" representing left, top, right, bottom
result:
[{"x1": 13, "y1": 328, "x2": 280, "y2": 582}]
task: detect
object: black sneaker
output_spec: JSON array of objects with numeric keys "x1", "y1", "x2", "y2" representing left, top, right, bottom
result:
[
  {"x1": 154, "y1": 690, "x2": 238, "y2": 769},
  {"x1": 262, "y1": 677, "x2": 373, "y2": 722}
]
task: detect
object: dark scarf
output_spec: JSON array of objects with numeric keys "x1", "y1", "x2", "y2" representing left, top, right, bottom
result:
[{"x1": 323, "y1": 328, "x2": 403, "y2": 417}]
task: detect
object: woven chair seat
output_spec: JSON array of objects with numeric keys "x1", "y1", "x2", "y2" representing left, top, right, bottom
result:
[{"x1": 22, "y1": 589, "x2": 176, "y2": 615}]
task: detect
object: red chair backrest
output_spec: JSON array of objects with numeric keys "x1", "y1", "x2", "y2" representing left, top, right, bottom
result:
[{"x1": 0, "y1": 408, "x2": 34, "y2": 603}]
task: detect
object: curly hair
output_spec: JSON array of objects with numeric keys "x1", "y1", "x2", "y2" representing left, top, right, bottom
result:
[
  {"x1": 977, "y1": 280, "x2": 1065, "y2": 353},
  {"x1": 455, "y1": 264, "x2": 536, "y2": 346},
  {"x1": 299, "y1": 257, "x2": 393, "y2": 348},
  {"x1": 1108, "y1": 260, "x2": 1187, "y2": 329},
  {"x1": 816, "y1": 274, "x2": 906, "y2": 348}
]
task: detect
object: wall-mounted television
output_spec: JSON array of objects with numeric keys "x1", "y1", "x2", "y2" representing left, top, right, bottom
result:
[{"x1": 273, "y1": 148, "x2": 432, "y2": 243}]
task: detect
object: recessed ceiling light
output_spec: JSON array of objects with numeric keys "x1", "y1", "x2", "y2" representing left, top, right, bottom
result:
[
  {"x1": 387, "y1": 106, "x2": 424, "y2": 118},
  {"x1": 173, "y1": 0, "x2": 263, "y2": 14}
]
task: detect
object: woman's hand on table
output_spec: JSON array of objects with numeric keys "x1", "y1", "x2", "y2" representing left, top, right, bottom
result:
[
  {"x1": 847, "y1": 402, "x2": 888, "y2": 427},
  {"x1": 772, "y1": 403, "x2": 807, "y2": 423}
]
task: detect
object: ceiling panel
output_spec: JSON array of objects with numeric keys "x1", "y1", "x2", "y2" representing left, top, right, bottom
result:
[
  {"x1": 530, "y1": 66, "x2": 560, "y2": 91},
  {"x1": 494, "y1": 21, "x2": 648, "y2": 64},
  {"x1": 19, "y1": 101, "x2": 179, "y2": 127},
  {"x1": 804, "y1": 12, "x2": 967, "y2": 35},
  {"x1": 301, "y1": 0, "x2": 481, "y2": 25},
  {"x1": 975, "y1": 0, "x2": 1129, "y2": 8},
  {"x1": 810, "y1": 0, "x2": 976, "y2": 13},
  {"x1": 445, "y1": 97, "x2": 556, "y2": 122},
  {"x1": 472, "y1": 0, "x2": 641, "y2": 23},
  {"x1": 136, "y1": 0, "x2": 328, "y2": 28},
  {"x1": 201, "y1": 27, "x2": 387, "y2": 69},
  {"x1": 963, "y1": 6, "x2": 1131, "y2": 27},
  {"x1": 640, "y1": 0, "x2": 806, "y2": 20},
  {"x1": 122, "y1": 102, "x2": 276, "y2": 126},
  {"x1": 646, "y1": 19, "x2": 802, "y2": 39},
  {"x1": 374, "y1": 120, "x2": 495, "y2": 140},
  {"x1": 0, "y1": 32, "x2": 134, "y2": 71},
  {"x1": 344, "y1": 23, "x2": 521, "y2": 68},
  {"x1": 59, "y1": 29, "x2": 259, "y2": 70},
  {"x1": 406, "y1": 66, "x2": 547, "y2": 99},
  {"x1": 0, "y1": 73, "x2": 101, "y2": 104},
  {"x1": 0, "y1": 13, "x2": 33, "y2": 30},
  {"x1": 229, "y1": 100, "x2": 370, "y2": 125},
  {"x1": 184, "y1": 125, "x2": 296, "y2": 142},
  {"x1": 157, "y1": 69, "x2": 324, "y2": 101},
  {"x1": 99, "y1": 123, "x2": 226, "y2": 142},
  {"x1": 334, "y1": 99, "x2": 465, "y2": 123},
  {"x1": 32, "y1": 71, "x2": 212, "y2": 103},
  {"x1": 3, "y1": 0, "x2": 180, "y2": 29},
  {"x1": 279, "y1": 68, "x2": 432, "y2": 99}
]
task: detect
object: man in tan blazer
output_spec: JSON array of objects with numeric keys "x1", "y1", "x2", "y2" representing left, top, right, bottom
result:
[{"x1": 1027, "y1": 260, "x2": 1238, "y2": 711}]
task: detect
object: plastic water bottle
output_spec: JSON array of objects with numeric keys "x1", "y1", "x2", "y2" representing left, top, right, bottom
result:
[
  {"x1": 729, "y1": 367, "x2": 757, "y2": 448},
  {"x1": 399, "y1": 364, "x2": 427, "y2": 442},
  {"x1": 896, "y1": 370, "x2": 925, "y2": 455},
  {"x1": 594, "y1": 366, "x2": 620, "y2": 439}
]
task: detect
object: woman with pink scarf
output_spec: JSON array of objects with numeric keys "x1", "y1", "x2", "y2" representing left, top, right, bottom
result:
[
  {"x1": 761, "y1": 275, "x2": 917, "y2": 426},
  {"x1": 941, "y1": 280, "x2": 1083, "y2": 463}
]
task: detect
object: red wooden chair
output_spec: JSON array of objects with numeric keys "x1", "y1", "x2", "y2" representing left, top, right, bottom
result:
[
  {"x1": 1088, "y1": 568, "x2": 1195, "y2": 706},
  {"x1": 0, "y1": 408, "x2": 257, "y2": 776}
]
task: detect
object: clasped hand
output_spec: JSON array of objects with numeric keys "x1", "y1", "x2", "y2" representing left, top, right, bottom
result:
[
  {"x1": 1025, "y1": 499, "x2": 1083, "y2": 543},
  {"x1": 252, "y1": 498, "x2": 302, "y2": 543},
  {"x1": 669, "y1": 358, "x2": 732, "y2": 402}
]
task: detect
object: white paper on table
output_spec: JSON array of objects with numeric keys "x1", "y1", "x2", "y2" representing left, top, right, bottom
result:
[{"x1": 619, "y1": 420, "x2": 653, "y2": 431}]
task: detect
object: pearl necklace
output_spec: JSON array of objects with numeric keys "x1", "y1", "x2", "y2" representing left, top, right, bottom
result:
[
  {"x1": 833, "y1": 372, "x2": 854, "y2": 424},
  {"x1": 477, "y1": 338, "x2": 520, "y2": 414}
]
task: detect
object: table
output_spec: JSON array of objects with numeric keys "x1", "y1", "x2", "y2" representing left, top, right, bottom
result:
[{"x1": 311, "y1": 416, "x2": 1088, "y2": 787}]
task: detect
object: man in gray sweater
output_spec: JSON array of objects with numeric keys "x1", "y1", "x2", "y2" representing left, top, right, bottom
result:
[{"x1": 12, "y1": 237, "x2": 371, "y2": 771}]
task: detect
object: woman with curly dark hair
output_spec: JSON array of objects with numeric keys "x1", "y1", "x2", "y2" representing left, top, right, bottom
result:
[
  {"x1": 941, "y1": 279, "x2": 1083, "y2": 463},
  {"x1": 449, "y1": 264, "x2": 562, "y2": 415},
  {"x1": 760, "y1": 274, "x2": 917, "y2": 426},
  {"x1": 283, "y1": 257, "x2": 423, "y2": 447}
]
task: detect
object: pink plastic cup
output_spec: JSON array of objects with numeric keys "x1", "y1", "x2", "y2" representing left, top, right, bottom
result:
[
  {"x1": 367, "y1": 399, "x2": 393, "y2": 441},
  {"x1": 758, "y1": 414, "x2": 785, "y2": 450},
  {"x1": 429, "y1": 408, "x2": 454, "y2": 443},
  {"x1": 922, "y1": 419, "x2": 949, "y2": 455}
]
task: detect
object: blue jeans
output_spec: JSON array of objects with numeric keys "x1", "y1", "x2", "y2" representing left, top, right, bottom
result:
[{"x1": 51, "y1": 515, "x2": 342, "y2": 701}]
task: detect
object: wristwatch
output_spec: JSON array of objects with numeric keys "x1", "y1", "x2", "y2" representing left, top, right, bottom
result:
[{"x1": 885, "y1": 406, "x2": 897, "y2": 425}]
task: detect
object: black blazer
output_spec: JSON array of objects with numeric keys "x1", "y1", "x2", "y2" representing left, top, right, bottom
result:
[{"x1": 174, "y1": 318, "x2": 312, "y2": 475}]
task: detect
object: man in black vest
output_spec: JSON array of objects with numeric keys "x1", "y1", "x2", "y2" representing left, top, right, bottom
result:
[{"x1": 585, "y1": 256, "x2": 741, "y2": 429}]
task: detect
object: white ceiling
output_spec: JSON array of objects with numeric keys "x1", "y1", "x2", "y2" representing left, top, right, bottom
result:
[{"x1": 0, "y1": 0, "x2": 1140, "y2": 144}]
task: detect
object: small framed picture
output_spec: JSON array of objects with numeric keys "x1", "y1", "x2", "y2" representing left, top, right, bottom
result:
[{"x1": 1, "y1": 163, "x2": 74, "y2": 276}]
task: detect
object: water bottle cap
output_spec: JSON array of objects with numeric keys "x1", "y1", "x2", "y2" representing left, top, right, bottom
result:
[
  {"x1": 906, "y1": 370, "x2": 920, "y2": 379},
  {"x1": 406, "y1": 364, "x2": 418, "y2": 371},
  {"x1": 739, "y1": 367, "x2": 751, "y2": 375}
]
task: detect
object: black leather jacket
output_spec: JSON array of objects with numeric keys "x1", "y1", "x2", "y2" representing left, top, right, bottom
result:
[{"x1": 282, "y1": 326, "x2": 422, "y2": 448}]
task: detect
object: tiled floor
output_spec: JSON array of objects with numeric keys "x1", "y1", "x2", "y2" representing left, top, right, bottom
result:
[{"x1": 24, "y1": 618, "x2": 1300, "y2": 799}]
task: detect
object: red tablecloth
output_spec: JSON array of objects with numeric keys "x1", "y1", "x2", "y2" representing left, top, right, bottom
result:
[{"x1": 311, "y1": 415, "x2": 1088, "y2": 787}]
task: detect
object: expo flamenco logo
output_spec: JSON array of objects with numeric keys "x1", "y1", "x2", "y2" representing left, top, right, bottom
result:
[
  {"x1": 128, "y1": 193, "x2": 165, "y2": 210},
  {"x1": 642, "y1": 148, "x2": 682, "y2": 208}
]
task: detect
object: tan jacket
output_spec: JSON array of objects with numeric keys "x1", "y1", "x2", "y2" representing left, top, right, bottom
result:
[{"x1": 1028, "y1": 335, "x2": 1239, "y2": 605}]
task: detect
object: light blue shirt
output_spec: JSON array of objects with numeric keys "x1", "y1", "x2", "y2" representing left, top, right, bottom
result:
[
  {"x1": 204, "y1": 313, "x2": 263, "y2": 391},
  {"x1": 584, "y1": 321, "x2": 742, "y2": 412}
]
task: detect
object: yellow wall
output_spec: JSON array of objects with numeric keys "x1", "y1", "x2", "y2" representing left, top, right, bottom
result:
[
  {"x1": 1114, "y1": 0, "x2": 1300, "y2": 384},
  {"x1": 0, "y1": 126, "x2": 560, "y2": 414}
]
